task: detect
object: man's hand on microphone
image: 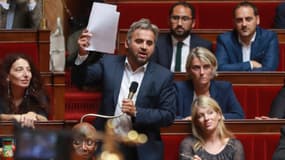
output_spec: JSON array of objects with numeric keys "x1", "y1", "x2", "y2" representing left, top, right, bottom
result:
[{"x1": 121, "y1": 98, "x2": 137, "y2": 117}]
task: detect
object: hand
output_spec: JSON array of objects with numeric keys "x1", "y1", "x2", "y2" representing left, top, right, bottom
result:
[
  {"x1": 20, "y1": 112, "x2": 38, "y2": 128},
  {"x1": 78, "y1": 29, "x2": 93, "y2": 56},
  {"x1": 121, "y1": 98, "x2": 137, "y2": 117},
  {"x1": 192, "y1": 155, "x2": 202, "y2": 160},
  {"x1": 255, "y1": 116, "x2": 279, "y2": 120},
  {"x1": 182, "y1": 116, "x2": 192, "y2": 121},
  {"x1": 251, "y1": 60, "x2": 262, "y2": 69}
]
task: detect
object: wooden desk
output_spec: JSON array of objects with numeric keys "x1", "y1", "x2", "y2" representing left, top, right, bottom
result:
[
  {"x1": 1, "y1": 120, "x2": 283, "y2": 136},
  {"x1": 0, "y1": 120, "x2": 78, "y2": 137},
  {"x1": 161, "y1": 120, "x2": 285, "y2": 135},
  {"x1": 175, "y1": 72, "x2": 285, "y2": 86}
]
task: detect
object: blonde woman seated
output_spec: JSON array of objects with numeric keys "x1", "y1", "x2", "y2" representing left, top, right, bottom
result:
[
  {"x1": 175, "y1": 47, "x2": 244, "y2": 120},
  {"x1": 179, "y1": 96, "x2": 244, "y2": 160}
]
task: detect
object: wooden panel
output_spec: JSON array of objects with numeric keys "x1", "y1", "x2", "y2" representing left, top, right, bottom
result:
[
  {"x1": 161, "y1": 119, "x2": 285, "y2": 134},
  {"x1": 174, "y1": 72, "x2": 285, "y2": 86},
  {"x1": 0, "y1": 120, "x2": 77, "y2": 137},
  {"x1": 0, "y1": 120, "x2": 283, "y2": 136}
]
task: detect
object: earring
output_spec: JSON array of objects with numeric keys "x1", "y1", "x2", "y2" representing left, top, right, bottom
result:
[{"x1": 7, "y1": 81, "x2": 11, "y2": 98}]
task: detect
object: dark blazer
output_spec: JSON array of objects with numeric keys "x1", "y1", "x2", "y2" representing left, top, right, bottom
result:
[
  {"x1": 0, "y1": 0, "x2": 42, "y2": 29},
  {"x1": 75, "y1": 54, "x2": 176, "y2": 160},
  {"x1": 269, "y1": 86, "x2": 285, "y2": 118},
  {"x1": 175, "y1": 80, "x2": 244, "y2": 119},
  {"x1": 151, "y1": 33, "x2": 212, "y2": 70},
  {"x1": 215, "y1": 26, "x2": 279, "y2": 71},
  {"x1": 272, "y1": 126, "x2": 285, "y2": 160},
  {"x1": 274, "y1": 3, "x2": 285, "y2": 29}
]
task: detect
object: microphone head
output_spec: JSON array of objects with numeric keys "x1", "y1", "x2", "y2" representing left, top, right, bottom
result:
[{"x1": 129, "y1": 81, "x2": 138, "y2": 93}]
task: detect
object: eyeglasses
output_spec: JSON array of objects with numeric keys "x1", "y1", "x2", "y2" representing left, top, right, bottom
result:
[
  {"x1": 170, "y1": 15, "x2": 192, "y2": 22},
  {"x1": 73, "y1": 139, "x2": 97, "y2": 146}
]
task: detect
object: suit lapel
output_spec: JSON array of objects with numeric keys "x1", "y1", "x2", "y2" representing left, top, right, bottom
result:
[
  {"x1": 136, "y1": 62, "x2": 155, "y2": 105},
  {"x1": 112, "y1": 57, "x2": 125, "y2": 108},
  {"x1": 232, "y1": 32, "x2": 243, "y2": 62},
  {"x1": 166, "y1": 34, "x2": 173, "y2": 68}
]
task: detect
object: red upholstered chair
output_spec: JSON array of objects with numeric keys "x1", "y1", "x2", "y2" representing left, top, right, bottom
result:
[
  {"x1": 64, "y1": 69, "x2": 102, "y2": 120},
  {"x1": 233, "y1": 86, "x2": 281, "y2": 118},
  {"x1": 0, "y1": 43, "x2": 38, "y2": 66}
]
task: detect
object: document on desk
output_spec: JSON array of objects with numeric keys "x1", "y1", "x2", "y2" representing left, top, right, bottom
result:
[{"x1": 86, "y1": 2, "x2": 120, "y2": 54}]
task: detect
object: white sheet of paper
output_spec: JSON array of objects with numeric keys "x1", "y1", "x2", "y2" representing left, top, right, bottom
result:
[{"x1": 86, "y1": 2, "x2": 120, "y2": 54}]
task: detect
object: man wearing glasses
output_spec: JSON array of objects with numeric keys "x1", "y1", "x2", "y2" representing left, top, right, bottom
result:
[{"x1": 151, "y1": 1, "x2": 212, "y2": 72}]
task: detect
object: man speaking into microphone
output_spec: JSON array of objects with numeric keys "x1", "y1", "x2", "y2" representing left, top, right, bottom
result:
[{"x1": 73, "y1": 18, "x2": 176, "y2": 160}]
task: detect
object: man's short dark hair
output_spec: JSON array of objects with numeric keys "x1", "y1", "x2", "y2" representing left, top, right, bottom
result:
[
  {"x1": 233, "y1": 1, "x2": 259, "y2": 18},
  {"x1": 169, "y1": 1, "x2": 196, "y2": 19}
]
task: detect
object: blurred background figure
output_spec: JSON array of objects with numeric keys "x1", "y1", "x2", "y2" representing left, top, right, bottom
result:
[
  {"x1": 273, "y1": 2, "x2": 285, "y2": 29},
  {"x1": 272, "y1": 125, "x2": 285, "y2": 160},
  {"x1": 0, "y1": 53, "x2": 49, "y2": 128},
  {"x1": 72, "y1": 122, "x2": 98, "y2": 160},
  {"x1": 179, "y1": 96, "x2": 245, "y2": 160},
  {"x1": 0, "y1": 0, "x2": 42, "y2": 29}
]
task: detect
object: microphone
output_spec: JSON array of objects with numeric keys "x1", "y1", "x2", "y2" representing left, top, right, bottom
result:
[{"x1": 127, "y1": 81, "x2": 138, "y2": 100}]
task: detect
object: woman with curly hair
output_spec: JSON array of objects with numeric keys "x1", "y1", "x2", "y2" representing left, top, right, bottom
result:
[{"x1": 0, "y1": 53, "x2": 49, "y2": 128}]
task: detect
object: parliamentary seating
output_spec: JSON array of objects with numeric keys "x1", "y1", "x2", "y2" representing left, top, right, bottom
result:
[
  {"x1": 118, "y1": 29, "x2": 285, "y2": 71},
  {"x1": 161, "y1": 120, "x2": 284, "y2": 160},
  {"x1": 63, "y1": 0, "x2": 285, "y2": 120},
  {"x1": 0, "y1": 30, "x2": 65, "y2": 120},
  {"x1": 105, "y1": 0, "x2": 282, "y2": 29},
  {"x1": 63, "y1": 72, "x2": 285, "y2": 120},
  {"x1": 176, "y1": 72, "x2": 285, "y2": 119},
  {"x1": 0, "y1": 120, "x2": 282, "y2": 160},
  {"x1": 162, "y1": 134, "x2": 280, "y2": 160}
]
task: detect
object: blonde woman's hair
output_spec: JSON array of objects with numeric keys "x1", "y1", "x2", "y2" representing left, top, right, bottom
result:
[
  {"x1": 191, "y1": 96, "x2": 233, "y2": 151},
  {"x1": 185, "y1": 47, "x2": 217, "y2": 79}
]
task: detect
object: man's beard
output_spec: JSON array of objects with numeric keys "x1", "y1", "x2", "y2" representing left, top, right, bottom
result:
[{"x1": 170, "y1": 28, "x2": 190, "y2": 40}]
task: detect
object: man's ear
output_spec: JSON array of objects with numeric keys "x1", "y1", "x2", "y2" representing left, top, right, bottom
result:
[{"x1": 124, "y1": 40, "x2": 129, "y2": 49}]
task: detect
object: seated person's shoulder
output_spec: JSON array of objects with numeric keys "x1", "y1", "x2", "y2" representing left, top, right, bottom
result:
[
  {"x1": 180, "y1": 135, "x2": 196, "y2": 145},
  {"x1": 213, "y1": 80, "x2": 232, "y2": 87}
]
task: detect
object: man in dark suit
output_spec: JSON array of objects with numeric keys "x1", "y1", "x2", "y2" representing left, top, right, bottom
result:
[
  {"x1": 151, "y1": 1, "x2": 212, "y2": 72},
  {"x1": 73, "y1": 18, "x2": 176, "y2": 160},
  {"x1": 273, "y1": 125, "x2": 285, "y2": 160},
  {"x1": 0, "y1": 0, "x2": 41, "y2": 29},
  {"x1": 274, "y1": 3, "x2": 285, "y2": 29},
  {"x1": 216, "y1": 1, "x2": 279, "y2": 71}
]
